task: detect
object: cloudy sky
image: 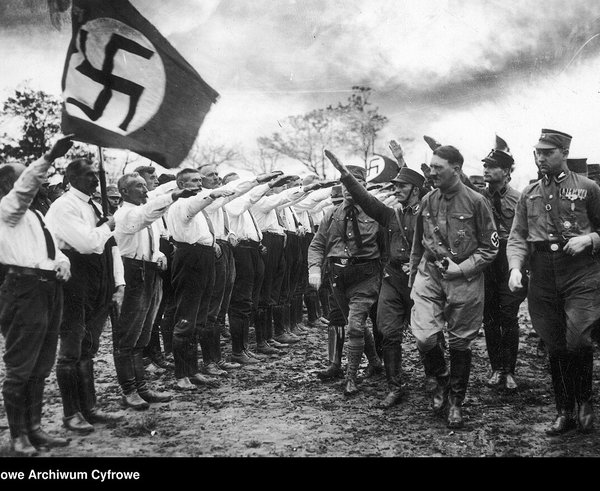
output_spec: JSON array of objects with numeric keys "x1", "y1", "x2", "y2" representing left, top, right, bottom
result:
[{"x1": 2, "y1": 0, "x2": 600, "y2": 188}]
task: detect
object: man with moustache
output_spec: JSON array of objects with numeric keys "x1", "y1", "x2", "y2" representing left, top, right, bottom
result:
[
  {"x1": 507, "y1": 129, "x2": 600, "y2": 435},
  {"x1": 326, "y1": 150, "x2": 426, "y2": 408},
  {"x1": 0, "y1": 134, "x2": 73, "y2": 455},
  {"x1": 112, "y1": 173, "x2": 195, "y2": 408},
  {"x1": 409, "y1": 145, "x2": 498, "y2": 428},
  {"x1": 45, "y1": 158, "x2": 126, "y2": 434},
  {"x1": 478, "y1": 138, "x2": 528, "y2": 391}
]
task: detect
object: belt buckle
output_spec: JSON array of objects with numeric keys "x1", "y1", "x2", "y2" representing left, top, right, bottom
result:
[
  {"x1": 340, "y1": 258, "x2": 348, "y2": 265},
  {"x1": 550, "y1": 243, "x2": 559, "y2": 252}
]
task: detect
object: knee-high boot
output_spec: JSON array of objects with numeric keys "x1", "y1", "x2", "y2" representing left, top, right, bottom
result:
[
  {"x1": 273, "y1": 304, "x2": 299, "y2": 344},
  {"x1": 134, "y1": 349, "x2": 172, "y2": 404},
  {"x1": 317, "y1": 325, "x2": 345, "y2": 380},
  {"x1": 447, "y1": 349, "x2": 472, "y2": 429},
  {"x1": 3, "y1": 383, "x2": 37, "y2": 455},
  {"x1": 546, "y1": 351, "x2": 577, "y2": 435},
  {"x1": 78, "y1": 358, "x2": 123, "y2": 423},
  {"x1": 56, "y1": 362, "x2": 94, "y2": 433},
  {"x1": 363, "y1": 327, "x2": 383, "y2": 377},
  {"x1": 420, "y1": 344, "x2": 449, "y2": 414},
  {"x1": 25, "y1": 378, "x2": 69, "y2": 448},
  {"x1": 575, "y1": 348, "x2": 594, "y2": 433},
  {"x1": 380, "y1": 345, "x2": 404, "y2": 408},
  {"x1": 115, "y1": 351, "x2": 148, "y2": 410},
  {"x1": 344, "y1": 336, "x2": 364, "y2": 397},
  {"x1": 172, "y1": 319, "x2": 191, "y2": 379}
]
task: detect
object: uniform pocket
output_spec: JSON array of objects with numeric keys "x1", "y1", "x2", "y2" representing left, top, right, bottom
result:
[{"x1": 448, "y1": 213, "x2": 475, "y2": 256}]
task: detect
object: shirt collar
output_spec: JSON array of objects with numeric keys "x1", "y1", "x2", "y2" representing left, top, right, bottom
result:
[
  {"x1": 543, "y1": 171, "x2": 568, "y2": 186},
  {"x1": 439, "y1": 179, "x2": 463, "y2": 200},
  {"x1": 69, "y1": 187, "x2": 93, "y2": 202}
]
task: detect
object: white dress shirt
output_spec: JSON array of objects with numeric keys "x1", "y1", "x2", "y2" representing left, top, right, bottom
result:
[
  {"x1": 203, "y1": 179, "x2": 257, "y2": 240},
  {"x1": 46, "y1": 187, "x2": 125, "y2": 286},
  {"x1": 251, "y1": 187, "x2": 306, "y2": 235},
  {"x1": 114, "y1": 194, "x2": 174, "y2": 262},
  {"x1": 294, "y1": 187, "x2": 331, "y2": 230},
  {"x1": 166, "y1": 192, "x2": 216, "y2": 245},
  {"x1": 224, "y1": 183, "x2": 271, "y2": 242},
  {"x1": 0, "y1": 155, "x2": 69, "y2": 271}
]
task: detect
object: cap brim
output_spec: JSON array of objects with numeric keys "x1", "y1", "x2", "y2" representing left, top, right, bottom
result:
[
  {"x1": 481, "y1": 157, "x2": 501, "y2": 166},
  {"x1": 534, "y1": 142, "x2": 559, "y2": 150}
]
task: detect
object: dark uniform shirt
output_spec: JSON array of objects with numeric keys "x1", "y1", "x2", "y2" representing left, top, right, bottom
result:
[
  {"x1": 507, "y1": 171, "x2": 600, "y2": 270},
  {"x1": 308, "y1": 198, "x2": 381, "y2": 273},
  {"x1": 480, "y1": 185, "x2": 520, "y2": 240},
  {"x1": 410, "y1": 178, "x2": 499, "y2": 281},
  {"x1": 341, "y1": 173, "x2": 417, "y2": 266}
]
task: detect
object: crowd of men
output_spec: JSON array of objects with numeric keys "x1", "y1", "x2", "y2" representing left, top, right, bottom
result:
[{"x1": 1, "y1": 127, "x2": 600, "y2": 455}]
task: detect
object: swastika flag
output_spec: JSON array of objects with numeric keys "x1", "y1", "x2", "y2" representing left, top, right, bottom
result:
[{"x1": 61, "y1": 0, "x2": 219, "y2": 168}]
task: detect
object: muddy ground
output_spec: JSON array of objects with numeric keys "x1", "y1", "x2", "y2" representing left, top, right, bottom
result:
[{"x1": 1, "y1": 300, "x2": 600, "y2": 460}]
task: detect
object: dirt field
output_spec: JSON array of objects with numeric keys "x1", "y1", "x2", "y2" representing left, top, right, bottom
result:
[{"x1": 1, "y1": 300, "x2": 599, "y2": 460}]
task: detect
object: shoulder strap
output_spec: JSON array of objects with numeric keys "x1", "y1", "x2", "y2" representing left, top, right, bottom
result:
[
  {"x1": 537, "y1": 182, "x2": 566, "y2": 241},
  {"x1": 393, "y1": 207, "x2": 409, "y2": 246},
  {"x1": 424, "y1": 193, "x2": 457, "y2": 258}
]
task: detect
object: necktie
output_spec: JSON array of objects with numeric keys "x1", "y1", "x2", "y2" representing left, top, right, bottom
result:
[
  {"x1": 344, "y1": 206, "x2": 363, "y2": 248},
  {"x1": 492, "y1": 192, "x2": 503, "y2": 218},
  {"x1": 222, "y1": 209, "x2": 230, "y2": 235},
  {"x1": 32, "y1": 209, "x2": 56, "y2": 260},
  {"x1": 277, "y1": 209, "x2": 288, "y2": 229},
  {"x1": 146, "y1": 225, "x2": 155, "y2": 259},
  {"x1": 88, "y1": 198, "x2": 103, "y2": 219}
]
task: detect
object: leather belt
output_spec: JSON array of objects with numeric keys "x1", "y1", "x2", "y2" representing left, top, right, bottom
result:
[
  {"x1": 122, "y1": 257, "x2": 161, "y2": 270},
  {"x1": 424, "y1": 252, "x2": 466, "y2": 265},
  {"x1": 237, "y1": 239, "x2": 260, "y2": 248},
  {"x1": 532, "y1": 241, "x2": 564, "y2": 253},
  {"x1": 171, "y1": 240, "x2": 214, "y2": 251},
  {"x1": 7, "y1": 265, "x2": 56, "y2": 280},
  {"x1": 331, "y1": 257, "x2": 377, "y2": 267}
]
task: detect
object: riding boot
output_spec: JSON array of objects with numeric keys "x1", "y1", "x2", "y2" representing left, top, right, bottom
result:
[
  {"x1": 290, "y1": 298, "x2": 307, "y2": 336},
  {"x1": 305, "y1": 291, "x2": 320, "y2": 325},
  {"x1": 229, "y1": 315, "x2": 245, "y2": 356},
  {"x1": 575, "y1": 348, "x2": 594, "y2": 433},
  {"x1": 344, "y1": 337, "x2": 364, "y2": 397},
  {"x1": 483, "y1": 319, "x2": 504, "y2": 387},
  {"x1": 273, "y1": 304, "x2": 299, "y2": 344},
  {"x1": 256, "y1": 307, "x2": 280, "y2": 354},
  {"x1": 420, "y1": 344, "x2": 449, "y2": 413},
  {"x1": 380, "y1": 346, "x2": 404, "y2": 408},
  {"x1": 317, "y1": 325, "x2": 345, "y2": 380},
  {"x1": 115, "y1": 352, "x2": 148, "y2": 410},
  {"x1": 78, "y1": 358, "x2": 123, "y2": 423},
  {"x1": 172, "y1": 319, "x2": 191, "y2": 380},
  {"x1": 363, "y1": 327, "x2": 383, "y2": 377},
  {"x1": 188, "y1": 331, "x2": 201, "y2": 377},
  {"x1": 198, "y1": 322, "x2": 214, "y2": 367},
  {"x1": 546, "y1": 351, "x2": 577, "y2": 435},
  {"x1": 3, "y1": 384, "x2": 38, "y2": 456},
  {"x1": 447, "y1": 349, "x2": 472, "y2": 429},
  {"x1": 25, "y1": 377, "x2": 69, "y2": 448}
]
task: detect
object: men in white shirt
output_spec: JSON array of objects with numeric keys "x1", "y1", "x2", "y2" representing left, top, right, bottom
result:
[
  {"x1": 166, "y1": 169, "x2": 234, "y2": 390},
  {"x1": 0, "y1": 135, "x2": 73, "y2": 456},
  {"x1": 223, "y1": 173, "x2": 294, "y2": 364},
  {"x1": 113, "y1": 173, "x2": 195, "y2": 408},
  {"x1": 46, "y1": 158, "x2": 126, "y2": 434},
  {"x1": 198, "y1": 165, "x2": 275, "y2": 374}
]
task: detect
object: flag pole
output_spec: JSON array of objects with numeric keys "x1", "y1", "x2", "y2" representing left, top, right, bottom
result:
[{"x1": 97, "y1": 146, "x2": 109, "y2": 218}]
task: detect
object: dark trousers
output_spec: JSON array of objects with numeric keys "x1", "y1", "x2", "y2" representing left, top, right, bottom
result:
[
  {"x1": 280, "y1": 232, "x2": 303, "y2": 304},
  {"x1": 483, "y1": 244, "x2": 527, "y2": 374},
  {"x1": 145, "y1": 237, "x2": 175, "y2": 358},
  {"x1": 171, "y1": 243, "x2": 216, "y2": 379},
  {"x1": 378, "y1": 264, "x2": 412, "y2": 350},
  {"x1": 259, "y1": 232, "x2": 286, "y2": 307},
  {"x1": 216, "y1": 242, "x2": 236, "y2": 331},
  {"x1": 1, "y1": 272, "x2": 63, "y2": 437},
  {"x1": 528, "y1": 250, "x2": 600, "y2": 353},
  {"x1": 229, "y1": 243, "x2": 265, "y2": 354},
  {"x1": 200, "y1": 241, "x2": 228, "y2": 365}
]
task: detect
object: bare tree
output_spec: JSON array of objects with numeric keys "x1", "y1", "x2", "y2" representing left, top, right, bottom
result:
[
  {"x1": 187, "y1": 140, "x2": 241, "y2": 169},
  {"x1": 240, "y1": 145, "x2": 281, "y2": 174}
]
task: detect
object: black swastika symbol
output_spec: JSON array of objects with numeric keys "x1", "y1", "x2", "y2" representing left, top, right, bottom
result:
[{"x1": 67, "y1": 28, "x2": 155, "y2": 132}]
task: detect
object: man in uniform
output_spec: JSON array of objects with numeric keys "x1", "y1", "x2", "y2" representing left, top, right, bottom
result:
[
  {"x1": 409, "y1": 145, "x2": 498, "y2": 428},
  {"x1": 0, "y1": 135, "x2": 73, "y2": 455},
  {"x1": 308, "y1": 159, "x2": 384, "y2": 397},
  {"x1": 479, "y1": 138, "x2": 528, "y2": 391},
  {"x1": 326, "y1": 150, "x2": 426, "y2": 408},
  {"x1": 507, "y1": 129, "x2": 600, "y2": 435},
  {"x1": 46, "y1": 158, "x2": 126, "y2": 434}
]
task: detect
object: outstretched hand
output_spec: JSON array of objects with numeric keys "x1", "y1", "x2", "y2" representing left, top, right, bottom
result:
[
  {"x1": 324, "y1": 150, "x2": 348, "y2": 176},
  {"x1": 256, "y1": 170, "x2": 284, "y2": 184},
  {"x1": 270, "y1": 174, "x2": 299, "y2": 188},
  {"x1": 172, "y1": 188, "x2": 198, "y2": 201},
  {"x1": 46, "y1": 134, "x2": 75, "y2": 161},
  {"x1": 388, "y1": 140, "x2": 403, "y2": 160},
  {"x1": 209, "y1": 189, "x2": 235, "y2": 200}
]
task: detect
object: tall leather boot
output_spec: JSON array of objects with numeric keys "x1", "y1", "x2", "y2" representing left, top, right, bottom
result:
[
  {"x1": 115, "y1": 352, "x2": 149, "y2": 410},
  {"x1": 3, "y1": 384, "x2": 37, "y2": 456},
  {"x1": 198, "y1": 324, "x2": 214, "y2": 367},
  {"x1": 256, "y1": 307, "x2": 280, "y2": 355},
  {"x1": 317, "y1": 325, "x2": 345, "y2": 380},
  {"x1": 420, "y1": 344, "x2": 449, "y2": 414},
  {"x1": 26, "y1": 377, "x2": 69, "y2": 448},
  {"x1": 503, "y1": 321, "x2": 520, "y2": 391},
  {"x1": 172, "y1": 319, "x2": 191, "y2": 380},
  {"x1": 363, "y1": 327, "x2": 383, "y2": 378},
  {"x1": 575, "y1": 348, "x2": 594, "y2": 433},
  {"x1": 546, "y1": 351, "x2": 577, "y2": 435},
  {"x1": 56, "y1": 363, "x2": 94, "y2": 434},
  {"x1": 265, "y1": 305, "x2": 287, "y2": 349},
  {"x1": 79, "y1": 358, "x2": 123, "y2": 423},
  {"x1": 306, "y1": 292, "x2": 320, "y2": 326},
  {"x1": 447, "y1": 349, "x2": 472, "y2": 429},
  {"x1": 134, "y1": 350, "x2": 172, "y2": 403},
  {"x1": 344, "y1": 338, "x2": 364, "y2": 397},
  {"x1": 483, "y1": 319, "x2": 504, "y2": 387},
  {"x1": 273, "y1": 304, "x2": 299, "y2": 344},
  {"x1": 290, "y1": 296, "x2": 307, "y2": 336},
  {"x1": 380, "y1": 346, "x2": 404, "y2": 408}
]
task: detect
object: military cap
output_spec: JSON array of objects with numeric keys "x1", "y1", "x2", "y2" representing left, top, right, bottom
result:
[
  {"x1": 567, "y1": 158, "x2": 588, "y2": 175},
  {"x1": 482, "y1": 134, "x2": 514, "y2": 169},
  {"x1": 392, "y1": 166, "x2": 426, "y2": 188},
  {"x1": 107, "y1": 185, "x2": 120, "y2": 197},
  {"x1": 331, "y1": 184, "x2": 344, "y2": 204},
  {"x1": 469, "y1": 175, "x2": 486, "y2": 187},
  {"x1": 534, "y1": 128, "x2": 572, "y2": 150},
  {"x1": 346, "y1": 165, "x2": 367, "y2": 182}
]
